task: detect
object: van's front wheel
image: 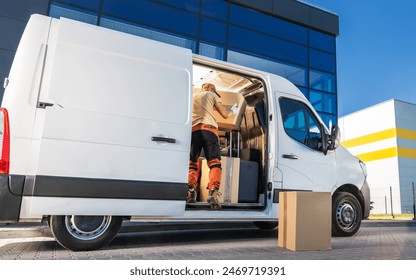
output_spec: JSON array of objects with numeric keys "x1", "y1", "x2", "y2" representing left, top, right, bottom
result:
[
  {"x1": 332, "y1": 192, "x2": 362, "y2": 236},
  {"x1": 50, "y1": 215, "x2": 122, "y2": 251}
]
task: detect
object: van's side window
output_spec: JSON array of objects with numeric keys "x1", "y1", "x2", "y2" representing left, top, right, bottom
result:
[{"x1": 280, "y1": 98, "x2": 323, "y2": 151}]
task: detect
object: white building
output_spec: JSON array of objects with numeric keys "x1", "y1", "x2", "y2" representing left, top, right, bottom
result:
[{"x1": 339, "y1": 99, "x2": 416, "y2": 214}]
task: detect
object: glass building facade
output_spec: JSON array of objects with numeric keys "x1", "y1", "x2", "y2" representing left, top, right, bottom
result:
[{"x1": 48, "y1": 0, "x2": 338, "y2": 126}]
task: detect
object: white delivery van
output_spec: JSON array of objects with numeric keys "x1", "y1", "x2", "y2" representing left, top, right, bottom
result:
[{"x1": 0, "y1": 15, "x2": 370, "y2": 251}]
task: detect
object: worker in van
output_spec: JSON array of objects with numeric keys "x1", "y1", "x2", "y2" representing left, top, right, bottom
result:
[{"x1": 188, "y1": 83, "x2": 238, "y2": 209}]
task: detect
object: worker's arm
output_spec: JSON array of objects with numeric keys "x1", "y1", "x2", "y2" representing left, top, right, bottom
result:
[
  {"x1": 215, "y1": 102, "x2": 239, "y2": 119},
  {"x1": 214, "y1": 102, "x2": 230, "y2": 119}
]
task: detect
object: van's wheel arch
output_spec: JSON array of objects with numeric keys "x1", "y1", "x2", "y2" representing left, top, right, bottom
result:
[
  {"x1": 332, "y1": 192, "x2": 362, "y2": 236},
  {"x1": 50, "y1": 215, "x2": 122, "y2": 251}
]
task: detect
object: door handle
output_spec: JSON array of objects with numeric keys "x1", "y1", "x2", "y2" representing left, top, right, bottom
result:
[
  {"x1": 282, "y1": 154, "x2": 298, "y2": 160},
  {"x1": 151, "y1": 136, "x2": 176, "y2": 144},
  {"x1": 37, "y1": 101, "x2": 54, "y2": 109}
]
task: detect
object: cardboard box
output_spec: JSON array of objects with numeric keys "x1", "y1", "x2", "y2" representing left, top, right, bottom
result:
[
  {"x1": 214, "y1": 90, "x2": 246, "y2": 130},
  {"x1": 278, "y1": 191, "x2": 331, "y2": 251},
  {"x1": 199, "y1": 157, "x2": 240, "y2": 203},
  {"x1": 193, "y1": 88, "x2": 246, "y2": 131}
]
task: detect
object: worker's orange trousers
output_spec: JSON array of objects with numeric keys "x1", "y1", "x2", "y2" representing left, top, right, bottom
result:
[
  {"x1": 188, "y1": 158, "x2": 222, "y2": 191},
  {"x1": 188, "y1": 128, "x2": 222, "y2": 191}
]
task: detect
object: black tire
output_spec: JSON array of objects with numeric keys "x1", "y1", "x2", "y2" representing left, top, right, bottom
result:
[
  {"x1": 332, "y1": 192, "x2": 362, "y2": 237},
  {"x1": 50, "y1": 215, "x2": 122, "y2": 251},
  {"x1": 253, "y1": 221, "x2": 278, "y2": 230}
]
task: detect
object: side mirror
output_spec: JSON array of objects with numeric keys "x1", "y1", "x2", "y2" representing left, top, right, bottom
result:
[
  {"x1": 322, "y1": 127, "x2": 329, "y2": 155},
  {"x1": 329, "y1": 125, "x2": 340, "y2": 150}
]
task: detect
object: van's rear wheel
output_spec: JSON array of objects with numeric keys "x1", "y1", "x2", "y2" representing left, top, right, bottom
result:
[
  {"x1": 50, "y1": 215, "x2": 122, "y2": 251},
  {"x1": 332, "y1": 192, "x2": 362, "y2": 236}
]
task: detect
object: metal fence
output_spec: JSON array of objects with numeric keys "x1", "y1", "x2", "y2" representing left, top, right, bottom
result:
[{"x1": 369, "y1": 182, "x2": 416, "y2": 220}]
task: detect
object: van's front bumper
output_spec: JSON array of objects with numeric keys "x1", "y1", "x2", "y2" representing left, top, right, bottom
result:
[
  {"x1": 361, "y1": 179, "x2": 371, "y2": 219},
  {"x1": 0, "y1": 174, "x2": 24, "y2": 223}
]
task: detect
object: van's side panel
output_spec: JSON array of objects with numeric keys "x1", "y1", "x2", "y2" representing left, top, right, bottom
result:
[{"x1": 19, "y1": 16, "x2": 192, "y2": 217}]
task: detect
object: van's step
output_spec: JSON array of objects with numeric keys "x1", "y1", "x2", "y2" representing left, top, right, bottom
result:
[{"x1": 186, "y1": 202, "x2": 264, "y2": 210}]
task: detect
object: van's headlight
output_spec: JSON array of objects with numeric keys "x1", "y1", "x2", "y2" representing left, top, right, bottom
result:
[{"x1": 359, "y1": 160, "x2": 367, "y2": 178}]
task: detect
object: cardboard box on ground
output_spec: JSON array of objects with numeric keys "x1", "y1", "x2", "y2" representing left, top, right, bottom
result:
[{"x1": 278, "y1": 192, "x2": 332, "y2": 251}]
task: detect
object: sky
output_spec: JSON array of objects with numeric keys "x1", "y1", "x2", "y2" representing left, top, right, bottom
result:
[{"x1": 300, "y1": 0, "x2": 416, "y2": 117}]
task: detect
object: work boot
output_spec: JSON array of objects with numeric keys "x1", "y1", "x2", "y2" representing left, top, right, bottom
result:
[
  {"x1": 187, "y1": 188, "x2": 197, "y2": 203},
  {"x1": 207, "y1": 189, "x2": 222, "y2": 210}
]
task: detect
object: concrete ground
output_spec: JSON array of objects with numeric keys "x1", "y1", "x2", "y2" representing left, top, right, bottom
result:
[{"x1": 0, "y1": 220, "x2": 415, "y2": 260}]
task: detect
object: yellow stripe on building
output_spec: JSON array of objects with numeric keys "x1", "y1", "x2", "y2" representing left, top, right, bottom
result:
[
  {"x1": 397, "y1": 147, "x2": 416, "y2": 159},
  {"x1": 396, "y1": 128, "x2": 416, "y2": 141},
  {"x1": 355, "y1": 147, "x2": 398, "y2": 162},
  {"x1": 341, "y1": 128, "x2": 396, "y2": 148},
  {"x1": 341, "y1": 128, "x2": 416, "y2": 148},
  {"x1": 355, "y1": 147, "x2": 416, "y2": 162},
  {"x1": 342, "y1": 127, "x2": 416, "y2": 162}
]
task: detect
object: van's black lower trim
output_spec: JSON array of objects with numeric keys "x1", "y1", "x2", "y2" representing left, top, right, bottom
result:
[
  {"x1": 25, "y1": 175, "x2": 188, "y2": 201},
  {"x1": 361, "y1": 180, "x2": 371, "y2": 219},
  {"x1": 0, "y1": 174, "x2": 25, "y2": 223}
]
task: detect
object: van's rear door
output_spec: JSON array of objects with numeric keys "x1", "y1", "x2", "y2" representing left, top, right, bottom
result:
[{"x1": 29, "y1": 18, "x2": 191, "y2": 216}]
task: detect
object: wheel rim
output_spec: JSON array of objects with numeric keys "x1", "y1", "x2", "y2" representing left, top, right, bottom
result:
[
  {"x1": 336, "y1": 201, "x2": 356, "y2": 230},
  {"x1": 64, "y1": 215, "x2": 112, "y2": 241}
]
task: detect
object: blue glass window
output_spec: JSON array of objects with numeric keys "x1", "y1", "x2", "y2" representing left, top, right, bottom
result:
[
  {"x1": 228, "y1": 26, "x2": 308, "y2": 66},
  {"x1": 53, "y1": 0, "x2": 100, "y2": 11},
  {"x1": 310, "y1": 90, "x2": 336, "y2": 114},
  {"x1": 153, "y1": 0, "x2": 200, "y2": 13},
  {"x1": 230, "y1": 4, "x2": 307, "y2": 45},
  {"x1": 199, "y1": 42, "x2": 225, "y2": 60},
  {"x1": 49, "y1": 2, "x2": 98, "y2": 24},
  {"x1": 227, "y1": 50, "x2": 307, "y2": 87},
  {"x1": 202, "y1": 0, "x2": 228, "y2": 21},
  {"x1": 227, "y1": 50, "x2": 268, "y2": 71},
  {"x1": 310, "y1": 30, "x2": 335, "y2": 53},
  {"x1": 100, "y1": 16, "x2": 196, "y2": 52},
  {"x1": 269, "y1": 61, "x2": 307, "y2": 87},
  {"x1": 298, "y1": 87, "x2": 309, "y2": 98},
  {"x1": 200, "y1": 17, "x2": 227, "y2": 44},
  {"x1": 310, "y1": 49, "x2": 336, "y2": 73},
  {"x1": 310, "y1": 69, "x2": 336, "y2": 93},
  {"x1": 102, "y1": 0, "x2": 199, "y2": 37}
]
